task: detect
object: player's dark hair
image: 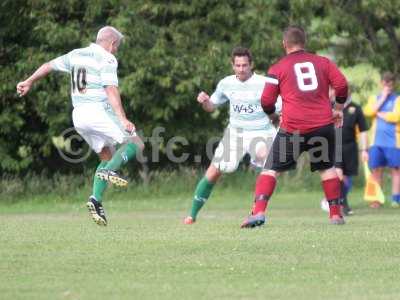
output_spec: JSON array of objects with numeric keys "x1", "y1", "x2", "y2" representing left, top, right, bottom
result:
[
  {"x1": 283, "y1": 25, "x2": 306, "y2": 48},
  {"x1": 231, "y1": 47, "x2": 252, "y2": 64},
  {"x1": 381, "y1": 71, "x2": 396, "y2": 82}
]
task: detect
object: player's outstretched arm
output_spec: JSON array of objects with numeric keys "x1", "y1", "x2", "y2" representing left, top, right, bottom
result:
[
  {"x1": 105, "y1": 85, "x2": 135, "y2": 134},
  {"x1": 197, "y1": 91, "x2": 215, "y2": 112},
  {"x1": 16, "y1": 62, "x2": 53, "y2": 97}
]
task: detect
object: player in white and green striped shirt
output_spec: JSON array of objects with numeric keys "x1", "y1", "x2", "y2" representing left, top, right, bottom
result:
[{"x1": 17, "y1": 26, "x2": 144, "y2": 226}]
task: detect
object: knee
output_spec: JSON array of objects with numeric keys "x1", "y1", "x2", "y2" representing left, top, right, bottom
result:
[
  {"x1": 260, "y1": 169, "x2": 278, "y2": 177},
  {"x1": 214, "y1": 161, "x2": 239, "y2": 173},
  {"x1": 99, "y1": 147, "x2": 112, "y2": 161},
  {"x1": 336, "y1": 171, "x2": 344, "y2": 181},
  {"x1": 319, "y1": 167, "x2": 338, "y2": 181},
  {"x1": 255, "y1": 145, "x2": 268, "y2": 161},
  {"x1": 392, "y1": 168, "x2": 400, "y2": 176}
]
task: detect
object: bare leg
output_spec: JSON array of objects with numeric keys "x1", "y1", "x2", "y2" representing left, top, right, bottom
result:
[
  {"x1": 205, "y1": 164, "x2": 223, "y2": 183},
  {"x1": 371, "y1": 167, "x2": 384, "y2": 186},
  {"x1": 98, "y1": 146, "x2": 113, "y2": 161},
  {"x1": 391, "y1": 168, "x2": 400, "y2": 195}
]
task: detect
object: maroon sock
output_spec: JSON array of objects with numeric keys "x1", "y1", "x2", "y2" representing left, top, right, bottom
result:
[
  {"x1": 322, "y1": 177, "x2": 342, "y2": 218},
  {"x1": 252, "y1": 174, "x2": 276, "y2": 214}
]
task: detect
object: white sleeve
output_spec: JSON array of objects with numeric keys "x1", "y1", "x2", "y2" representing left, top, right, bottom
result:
[
  {"x1": 275, "y1": 95, "x2": 282, "y2": 113},
  {"x1": 210, "y1": 81, "x2": 228, "y2": 106},
  {"x1": 50, "y1": 54, "x2": 70, "y2": 73},
  {"x1": 100, "y1": 56, "x2": 119, "y2": 87}
]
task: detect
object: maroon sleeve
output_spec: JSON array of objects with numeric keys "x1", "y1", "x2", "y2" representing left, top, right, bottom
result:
[
  {"x1": 328, "y1": 61, "x2": 348, "y2": 104},
  {"x1": 261, "y1": 65, "x2": 280, "y2": 114}
]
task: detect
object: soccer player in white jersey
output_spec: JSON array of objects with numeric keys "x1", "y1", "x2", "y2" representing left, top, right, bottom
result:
[
  {"x1": 16, "y1": 26, "x2": 144, "y2": 226},
  {"x1": 184, "y1": 47, "x2": 281, "y2": 224}
]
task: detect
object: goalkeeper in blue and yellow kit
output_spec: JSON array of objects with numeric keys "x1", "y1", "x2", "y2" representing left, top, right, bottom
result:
[{"x1": 363, "y1": 72, "x2": 400, "y2": 208}]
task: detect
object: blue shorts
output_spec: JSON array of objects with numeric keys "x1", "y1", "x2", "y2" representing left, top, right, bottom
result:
[{"x1": 368, "y1": 146, "x2": 400, "y2": 169}]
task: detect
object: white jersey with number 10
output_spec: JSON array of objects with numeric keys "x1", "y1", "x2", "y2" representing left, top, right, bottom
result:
[{"x1": 50, "y1": 43, "x2": 118, "y2": 108}]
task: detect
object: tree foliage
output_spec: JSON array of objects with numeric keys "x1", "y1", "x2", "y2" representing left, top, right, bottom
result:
[{"x1": 1, "y1": 0, "x2": 399, "y2": 174}]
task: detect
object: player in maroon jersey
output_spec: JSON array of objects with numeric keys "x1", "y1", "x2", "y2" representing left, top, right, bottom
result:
[{"x1": 241, "y1": 25, "x2": 348, "y2": 228}]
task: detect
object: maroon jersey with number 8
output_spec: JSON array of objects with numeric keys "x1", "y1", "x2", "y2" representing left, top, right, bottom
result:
[{"x1": 262, "y1": 50, "x2": 348, "y2": 134}]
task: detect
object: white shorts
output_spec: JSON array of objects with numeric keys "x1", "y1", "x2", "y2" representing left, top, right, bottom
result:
[
  {"x1": 72, "y1": 103, "x2": 130, "y2": 153},
  {"x1": 212, "y1": 126, "x2": 277, "y2": 173}
]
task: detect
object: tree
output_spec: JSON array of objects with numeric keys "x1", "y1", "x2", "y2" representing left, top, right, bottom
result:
[{"x1": 1, "y1": 0, "x2": 398, "y2": 174}]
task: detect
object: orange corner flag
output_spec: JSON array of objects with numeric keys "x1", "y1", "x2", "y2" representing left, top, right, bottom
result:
[{"x1": 363, "y1": 162, "x2": 385, "y2": 204}]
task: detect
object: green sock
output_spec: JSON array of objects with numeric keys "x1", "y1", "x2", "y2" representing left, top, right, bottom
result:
[
  {"x1": 93, "y1": 161, "x2": 108, "y2": 202},
  {"x1": 105, "y1": 142, "x2": 138, "y2": 171},
  {"x1": 190, "y1": 177, "x2": 215, "y2": 219}
]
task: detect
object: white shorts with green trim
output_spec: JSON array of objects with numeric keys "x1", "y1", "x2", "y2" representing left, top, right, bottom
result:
[
  {"x1": 72, "y1": 103, "x2": 130, "y2": 153},
  {"x1": 212, "y1": 126, "x2": 277, "y2": 173}
]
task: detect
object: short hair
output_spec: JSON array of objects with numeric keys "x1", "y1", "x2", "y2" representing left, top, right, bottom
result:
[
  {"x1": 283, "y1": 25, "x2": 306, "y2": 48},
  {"x1": 381, "y1": 71, "x2": 396, "y2": 82},
  {"x1": 231, "y1": 47, "x2": 252, "y2": 64},
  {"x1": 96, "y1": 26, "x2": 124, "y2": 44}
]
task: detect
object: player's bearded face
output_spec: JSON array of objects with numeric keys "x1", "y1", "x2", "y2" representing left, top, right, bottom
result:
[{"x1": 232, "y1": 56, "x2": 252, "y2": 81}]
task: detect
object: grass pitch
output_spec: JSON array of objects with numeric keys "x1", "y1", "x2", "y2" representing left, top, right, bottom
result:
[{"x1": 1, "y1": 187, "x2": 399, "y2": 300}]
